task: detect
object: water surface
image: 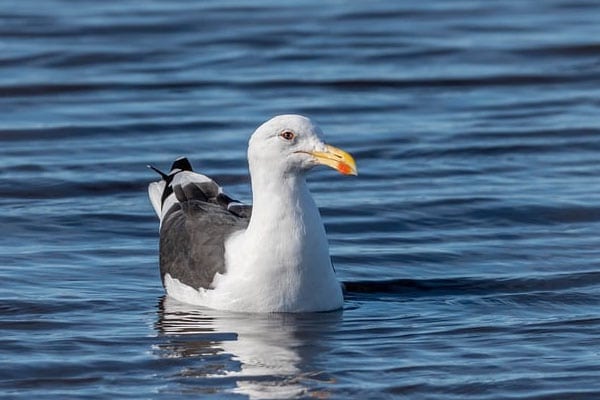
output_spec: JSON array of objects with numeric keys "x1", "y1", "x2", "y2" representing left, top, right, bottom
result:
[{"x1": 2, "y1": 1, "x2": 600, "y2": 398}]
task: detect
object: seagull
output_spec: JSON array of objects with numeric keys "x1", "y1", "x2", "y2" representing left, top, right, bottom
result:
[{"x1": 148, "y1": 115, "x2": 357, "y2": 312}]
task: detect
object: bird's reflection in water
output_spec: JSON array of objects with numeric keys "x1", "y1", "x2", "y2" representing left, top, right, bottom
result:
[{"x1": 154, "y1": 296, "x2": 342, "y2": 399}]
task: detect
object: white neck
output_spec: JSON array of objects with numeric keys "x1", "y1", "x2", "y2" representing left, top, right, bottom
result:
[
  {"x1": 220, "y1": 165, "x2": 343, "y2": 312},
  {"x1": 248, "y1": 169, "x2": 317, "y2": 238},
  {"x1": 245, "y1": 168, "x2": 329, "y2": 276}
]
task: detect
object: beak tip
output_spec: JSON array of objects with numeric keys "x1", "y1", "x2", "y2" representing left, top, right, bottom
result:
[
  {"x1": 337, "y1": 162, "x2": 357, "y2": 176},
  {"x1": 310, "y1": 144, "x2": 358, "y2": 176}
]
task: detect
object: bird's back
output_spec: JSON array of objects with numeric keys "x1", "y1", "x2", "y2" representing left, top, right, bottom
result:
[{"x1": 148, "y1": 158, "x2": 250, "y2": 291}]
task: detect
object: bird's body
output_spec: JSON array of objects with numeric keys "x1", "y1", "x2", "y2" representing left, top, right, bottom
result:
[{"x1": 148, "y1": 115, "x2": 356, "y2": 313}]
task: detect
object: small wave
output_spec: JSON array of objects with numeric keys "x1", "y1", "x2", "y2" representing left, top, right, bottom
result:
[
  {"x1": 0, "y1": 178, "x2": 145, "y2": 199},
  {"x1": 0, "y1": 120, "x2": 233, "y2": 142},
  {"x1": 513, "y1": 43, "x2": 600, "y2": 57},
  {"x1": 344, "y1": 271, "x2": 600, "y2": 297},
  {"x1": 3, "y1": 72, "x2": 597, "y2": 100}
]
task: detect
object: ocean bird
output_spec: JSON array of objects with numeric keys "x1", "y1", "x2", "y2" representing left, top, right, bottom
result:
[{"x1": 148, "y1": 115, "x2": 357, "y2": 312}]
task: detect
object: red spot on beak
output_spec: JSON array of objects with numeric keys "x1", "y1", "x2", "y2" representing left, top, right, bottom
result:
[{"x1": 338, "y1": 162, "x2": 352, "y2": 175}]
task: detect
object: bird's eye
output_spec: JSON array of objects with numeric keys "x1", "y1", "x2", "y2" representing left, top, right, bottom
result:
[{"x1": 280, "y1": 130, "x2": 295, "y2": 141}]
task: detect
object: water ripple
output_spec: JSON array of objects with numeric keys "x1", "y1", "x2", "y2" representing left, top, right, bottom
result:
[{"x1": 2, "y1": 0, "x2": 600, "y2": 398}]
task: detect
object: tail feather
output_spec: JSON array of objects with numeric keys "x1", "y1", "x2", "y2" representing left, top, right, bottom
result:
[
  {"x1": 148, "y1": 157, "x2": 193, "y2": 218},
  {"x1": 147, "y1": 164, "x2": 168, "y2": 180},
  {"x1": 170, "y1": 157, "x2": 193, "y2": 173},
  {"x1": 147, "y1": 156, "x2": 250, "y2": 223}
]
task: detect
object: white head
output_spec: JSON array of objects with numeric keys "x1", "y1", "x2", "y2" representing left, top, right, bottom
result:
[{"x1": 248, "y1": 114, "x2": 357, "y2": 177}]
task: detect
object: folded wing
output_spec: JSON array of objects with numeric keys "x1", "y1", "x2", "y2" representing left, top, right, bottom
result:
[{"x1": 148, "y1": 158, "x2": 251, "y2": 291}]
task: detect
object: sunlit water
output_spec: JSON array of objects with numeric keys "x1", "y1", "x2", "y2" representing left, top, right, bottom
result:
[{"x1": 2, "y1": 1, "x2": 600, "y2": 398}]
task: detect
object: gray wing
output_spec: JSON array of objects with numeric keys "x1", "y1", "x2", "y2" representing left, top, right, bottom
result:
[{"x1": 151, "y1": 158, "x2": 251, "y2": 290}]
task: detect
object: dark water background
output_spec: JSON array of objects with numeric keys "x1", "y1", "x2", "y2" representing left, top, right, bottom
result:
[{"x1": 2, "y1": 0, "x2": 600, "y2": 398}]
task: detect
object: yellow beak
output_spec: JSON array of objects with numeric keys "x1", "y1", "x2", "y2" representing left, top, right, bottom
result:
[{"x1": 309, "y1": 144, "x2": 358, "y2": 176}]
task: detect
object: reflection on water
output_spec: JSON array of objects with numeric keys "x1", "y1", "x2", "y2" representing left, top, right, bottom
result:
[{"x1": 155, "y1": 296, "x2": 342, "y2": 399}]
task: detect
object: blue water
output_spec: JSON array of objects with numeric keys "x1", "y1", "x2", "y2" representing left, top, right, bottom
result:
[{"x1": 2, "y1": 0, "x2": 600, "y2": 398}]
